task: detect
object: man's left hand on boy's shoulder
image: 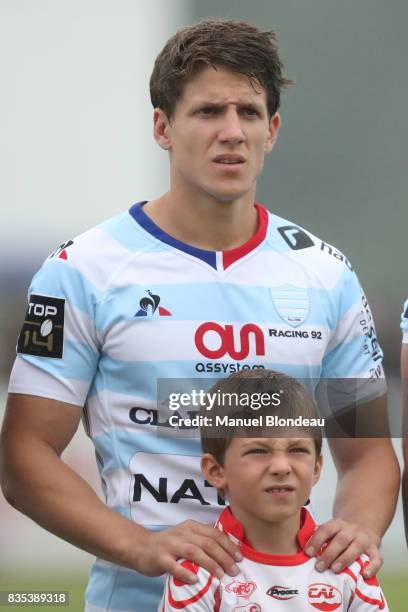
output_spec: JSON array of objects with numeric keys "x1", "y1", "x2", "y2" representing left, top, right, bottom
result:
[{"x1": 305, "y1": 519, "x2": 382, "y2": 578}]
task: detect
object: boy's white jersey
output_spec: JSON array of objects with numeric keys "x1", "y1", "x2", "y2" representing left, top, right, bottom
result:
[
  {"x1": 160, "y1": 507, "x2": 388, "y2": 611},
  {"x1": 9, "y1": 203, "x2": 384, "y2": 611}
]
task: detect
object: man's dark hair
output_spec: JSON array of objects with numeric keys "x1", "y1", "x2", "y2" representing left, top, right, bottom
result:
[
  {"x1": 201, "y1": 369, "x2": 322, "y2": 465},
  {"x1": 150, "y1": 19, "x2": 292, "y2": 119}
]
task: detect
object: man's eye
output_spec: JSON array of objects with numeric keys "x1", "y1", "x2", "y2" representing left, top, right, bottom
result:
[{"x1": 242, "y1": 107, "x2": 258, "y2": 116}]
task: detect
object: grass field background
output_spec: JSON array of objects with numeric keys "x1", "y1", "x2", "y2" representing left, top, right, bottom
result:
[{"x1": 0, "y1": 572, "x2": 406, "y2": 611}]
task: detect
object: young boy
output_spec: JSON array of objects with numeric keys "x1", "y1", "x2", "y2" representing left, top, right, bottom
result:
[{"x1": 160, "y1": 370, "x2": 388, "y2": 610}]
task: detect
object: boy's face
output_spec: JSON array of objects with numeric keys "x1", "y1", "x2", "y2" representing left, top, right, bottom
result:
[
  {"x1": 153, "y1": 65, "x2": 280, "y2": 204},
  {"x1": 202, "y1": 437, "x2": 322, "y2": 527}
]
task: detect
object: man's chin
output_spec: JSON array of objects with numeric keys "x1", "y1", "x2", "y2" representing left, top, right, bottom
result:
[{"x1": 208, "y1": 187, "x2": 253, "y2": 204}]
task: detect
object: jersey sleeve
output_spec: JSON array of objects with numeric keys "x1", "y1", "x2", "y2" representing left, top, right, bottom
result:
[
  {"x1": 346, "y1": 557, "x2": 389, "y2": 611},
  {"x1": 320, "y1": 266, "x2": 385, "y2": 413},
  {"x1": 160, "y1": 561, "x2": 221, "y2": 611},
  {"x1": 8, "y1": 246, "x2": 101, "y2": 407},
  {"x1": 401, "y1": 298, "x2": 408, "y2": 343}
]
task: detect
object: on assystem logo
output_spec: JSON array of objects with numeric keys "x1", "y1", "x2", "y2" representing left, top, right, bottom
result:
[{"x1": 195, "y1": 322, "x2": 265, "y2": 360}]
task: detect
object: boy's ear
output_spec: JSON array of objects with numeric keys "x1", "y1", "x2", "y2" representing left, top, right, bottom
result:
[
  {"x1": 312, "y1": 454, "x2": 323, "y2": 487},
  {"x1": 201, "y1": 453, "x2": 227, "y2": 491}
]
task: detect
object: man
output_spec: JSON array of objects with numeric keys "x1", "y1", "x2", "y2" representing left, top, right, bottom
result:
[
  {"x1": 0, "y1": 19, "x2": 399, "y2": 612},
  {"x1": 400, "y1": 300, "x2": 408, "y2": 545}
]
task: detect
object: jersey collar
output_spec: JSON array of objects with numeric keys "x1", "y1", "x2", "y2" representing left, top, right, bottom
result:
[
  {"x1": 128, "y1": 201, "x2": 268, "y2": 271},
  {"x1": 216, "y1": 506, "x2": 317, "y2": 566}
]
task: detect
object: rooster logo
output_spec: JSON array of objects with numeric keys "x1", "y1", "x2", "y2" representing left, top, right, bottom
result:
[{"x1": 135, "y1": 290, "x2": 171, "y2": 317}]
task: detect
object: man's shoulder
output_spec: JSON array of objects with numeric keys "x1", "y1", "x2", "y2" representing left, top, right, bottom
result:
[
  {"x1": 264, "y1": 208, "x2": 355, "y2": 278},
  {"x1": 37, "y1": 206, "x2": 153, "y2": 289}
]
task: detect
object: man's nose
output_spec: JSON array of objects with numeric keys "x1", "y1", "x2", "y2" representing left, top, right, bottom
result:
[{"x1": 218, "y1": 108, "x2": 245, "y2": 144}]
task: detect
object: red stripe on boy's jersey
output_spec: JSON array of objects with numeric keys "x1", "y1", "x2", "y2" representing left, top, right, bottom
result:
[
  {"x1": 167, "y1": 574, "x2": 214, "y2": 609},
  {"x1": 355, "y1": 588, "x2": 385, "y2": 609}
]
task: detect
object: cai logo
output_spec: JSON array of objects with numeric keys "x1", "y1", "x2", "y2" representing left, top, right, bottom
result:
[
  {"x1": 135, "y1": 290, "x2": 171, "y2": 317},
  {"x1": 195, "y1": 322, "x2": 265, "y2": 360},
  {"x1": 308, "y1": 583, "x2": 342, "y2": 611},
  {"x1": 278, "y1": 226, "x2": 314, "y2": 250}
]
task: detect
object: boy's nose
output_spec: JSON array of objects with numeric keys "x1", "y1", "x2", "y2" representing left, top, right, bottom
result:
[{"x1": 268, "y1": 454, "x2": 292, "y2": 476}]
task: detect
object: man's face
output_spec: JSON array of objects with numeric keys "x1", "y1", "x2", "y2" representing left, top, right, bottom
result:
[
  {"x1": 206, "y1": 437, "x2": 322, "y2": 528},
  {"x1": 154, "y1": 65, "x2": 280, "y2": 203}
]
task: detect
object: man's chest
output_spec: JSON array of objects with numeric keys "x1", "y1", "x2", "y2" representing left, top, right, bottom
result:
[{"x1": 99, "y1": 277, "x2": 333, "y2": 377}]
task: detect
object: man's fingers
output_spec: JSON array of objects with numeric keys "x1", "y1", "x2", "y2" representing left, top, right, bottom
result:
[
  {"x1": 193, "y1": 522, "x2": 243, "y2": 561},
  {"x1": 164, "y1": 557, "x2": 199, "y2": 585},
  {"x1": 305, "y1": 521, "x2": 343, "y2": 556},
  {"x1": 180, "y1": 540, "x2": 240, "y2": 578},
  {"x1": 362, "y1": 547, "x2": 383, "y2": 578},
  {"x1": 322, "y1": 540, "x2": 364, "y2": 573}
]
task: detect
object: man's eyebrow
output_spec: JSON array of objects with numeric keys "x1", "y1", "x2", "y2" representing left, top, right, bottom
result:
[{"x1": 191, "y1": 100, "x2": 263, "y2": 110}]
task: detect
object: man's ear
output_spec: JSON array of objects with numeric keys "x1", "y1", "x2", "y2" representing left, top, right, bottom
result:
[
  {"x1": 201, "y1": 453, "x2": 227, "y2": 491},
  {"x1": 312, "y1": 453, "x2": 323, "y2": 487},
  {"x1": 265, "y1": 112, "x2": 281, "y2": 153},
  {"x1": 153, "y1": 108, "x2": 172, "y2": 150}
]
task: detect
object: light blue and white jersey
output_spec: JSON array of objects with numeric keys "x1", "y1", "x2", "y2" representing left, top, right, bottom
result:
[
  {"x1": 401, "y1": 299, "x2": 408, "y2": 343},
  {"x1": 9, "y1": 202, "x2": 384, "y2": 611}
]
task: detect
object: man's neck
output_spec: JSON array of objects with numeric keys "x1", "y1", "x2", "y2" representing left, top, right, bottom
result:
[{"x1": 143, "y1": 188, "x2": 259, "y2": 252}]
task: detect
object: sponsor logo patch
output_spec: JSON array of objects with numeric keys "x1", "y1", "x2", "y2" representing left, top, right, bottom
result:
[
  {"x1": 17, "y1": 294, "x2": 65, "y2": 358},
  {"x1": 49, "y1": 239, "x2": 74, "y2": 260},
  {"x1": 278, "y1": 225, "x2": 314, "y2": 250},
  {"x1": 135, "y1": 289, "x2": 171, "y2": 317},
  {"x1": 270, "y1": 285, "x2": 309, "y2": 328},
  {"x1": 226, "y1": 581, "x2": 257, "y2": 597},
  {"x1": 233, "y1": 605, "x2": 261, "y2": 611},
  {"x1": 195, "y1": 322, "x2": 265, "y2": 360},
  {"x1": 267, "y1": 585, "x2": 299, "y2": 600},
  {"x1": 308, "y1": 583, "x2": 342, "y2": 611}
]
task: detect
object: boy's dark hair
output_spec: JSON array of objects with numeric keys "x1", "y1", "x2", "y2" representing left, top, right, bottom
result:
[
  {"x1": 201, "y1": 369, "x2": 322, "y2": 464},
  {"x1": 150, "y1": 19, "x2": 292, "y2": 119}
]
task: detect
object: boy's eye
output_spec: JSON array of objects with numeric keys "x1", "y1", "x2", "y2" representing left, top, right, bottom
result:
[
  {"x1": 290, "y1": 447, "x2": 310, "y2": 454},
  {"x1": 244, "y1": 447, "x2": 267, "y2": 455},
  {"x1": 198, "y1": 107, "x2": 219, "y2": 115}
]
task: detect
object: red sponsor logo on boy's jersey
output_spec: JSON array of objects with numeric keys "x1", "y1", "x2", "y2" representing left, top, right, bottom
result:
[
  {"x1": 225, "y1": 581, "x2": 257, "y2": 597},
  {"x1": 308, "y1": 583, "x2": 342, "y2": 611}
]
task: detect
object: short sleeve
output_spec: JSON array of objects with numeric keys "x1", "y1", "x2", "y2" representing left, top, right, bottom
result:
[
  {"x1": 160, "y1": 562, "x2": 220, "y2": 611},
  {"x1": 8, "y1": 250, "x2": 101, "y2": 407},
  {"x1": 346, "y1": 556, "x2": 389, "y2": 611},
  {"x1": 319, "y1": 266, "x2": 385, "y2": 412}
]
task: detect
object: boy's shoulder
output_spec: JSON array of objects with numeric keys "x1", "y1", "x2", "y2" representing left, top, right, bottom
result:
[{"x1": 339, "y1": 554, "x2": 387, "y2": 609}]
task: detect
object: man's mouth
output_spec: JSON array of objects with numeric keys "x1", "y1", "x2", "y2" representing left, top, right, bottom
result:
[{"x1": 213, "y1": 154, "x2": 245, "y2": 165}]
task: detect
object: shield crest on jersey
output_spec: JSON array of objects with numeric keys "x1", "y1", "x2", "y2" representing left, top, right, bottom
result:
[{"x1": 270, "y1": 285, "x2": 309, "y2": 328}]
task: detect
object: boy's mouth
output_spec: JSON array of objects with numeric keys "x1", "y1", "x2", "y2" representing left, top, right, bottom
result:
[{"x1": 264, "y1": 485, "x2": 295, "y2": 496}]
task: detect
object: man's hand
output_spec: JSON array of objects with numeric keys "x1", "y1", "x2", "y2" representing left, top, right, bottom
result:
[
  {"x1": 305, "y1": 518, "x2": 382, "y2": 578},
  {"x1": 135, "y1": 520, "x2": 242, "y2": 584}
]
